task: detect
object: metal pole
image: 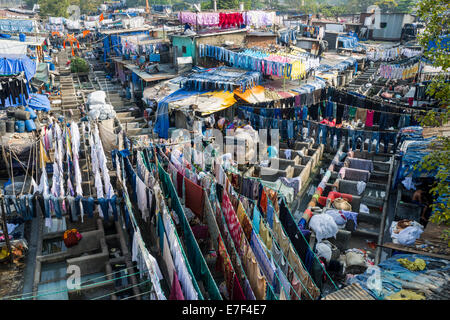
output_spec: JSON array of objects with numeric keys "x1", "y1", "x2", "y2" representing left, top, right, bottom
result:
[
  {"x1": 375, "y1": 154, "x2": 394, "y2": 264},
  {"x1": 1, "y1": 197, "x2": 13, "y2": 265}
]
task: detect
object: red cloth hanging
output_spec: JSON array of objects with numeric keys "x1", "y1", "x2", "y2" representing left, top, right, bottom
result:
[
  {"x1": 232, "y1": 274, "x2": 246, "y2": 300},
  {"x1": 169, "y1": 270, "x2": 185, "y2": 300},
  {"x1": 184, "y1": 177, "x2": 205, "y2": 219}
]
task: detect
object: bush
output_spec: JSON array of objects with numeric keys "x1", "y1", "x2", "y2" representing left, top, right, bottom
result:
[{"x1": 70, "y1": 57, "x2": 90, "y2": 73}]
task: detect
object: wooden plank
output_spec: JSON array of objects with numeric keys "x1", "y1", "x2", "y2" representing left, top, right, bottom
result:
[{"x1": 380, "y1": 242, "x2": 450, "y2": 261}]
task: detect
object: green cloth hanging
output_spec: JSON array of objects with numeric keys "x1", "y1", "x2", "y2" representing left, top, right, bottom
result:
[{"x1": 158, "y1": 162, "x2": 222, "y2": 300}]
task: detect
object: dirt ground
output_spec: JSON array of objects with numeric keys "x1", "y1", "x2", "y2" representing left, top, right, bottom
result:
[{"x1": 0, "y1": 259, "x2": 25, "y2": 299}]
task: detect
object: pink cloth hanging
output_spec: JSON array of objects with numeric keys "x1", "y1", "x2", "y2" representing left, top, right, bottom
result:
[
  {"x1": 365, "y1": 110, "x2": 374, "y2": 127},
  {"x1": 169, "y1": 270, "x2": 185, "y2": 300}
]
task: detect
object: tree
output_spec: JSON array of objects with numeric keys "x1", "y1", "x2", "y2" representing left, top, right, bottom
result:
[
  {"x1": 414, "y1": 0, "x2": 450, "y2": 226},
  {"x1": 396, "y1": 0, "x2": 416, "y2": 13},
  {"x1": 374, "y1": 0, "x2": 398, "y2": 12},
  {"x1": 71, "y1": 0, "x2": 103, "y2": 15},
  {"x1": 217, "y1": 0, "x2": 239, "y2": 9},
  {"x1": 24, "y1": 0, "x2": 38, "y2": 9},
  {"x1": 343, "y1": 0, "x2": 377, "y2": 14},
  {"x1": 38, "y1": 0, "x2": 71, "y2": 17}
]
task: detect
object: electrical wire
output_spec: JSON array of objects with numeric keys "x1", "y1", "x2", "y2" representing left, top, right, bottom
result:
[
  {"x1": 1, "y1": 266, "x2": 138, "y2": 300},
  {"x1": 15, "y1": 270, "x2": 142, "y2": 301},
  {"x1": 90, "y1": 278, "x2": 152, "y2": 300}
]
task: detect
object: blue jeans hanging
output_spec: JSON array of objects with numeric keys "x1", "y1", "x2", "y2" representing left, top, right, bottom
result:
[
  {"x1": 355, "y1": 130, "x2": 365, "y2": 151},
  {"x1": 27, "y1": 194, "x2": 35, "y2": 218},
  {"x1": 50, "y1": 195, "x2": 62, "y2": 219},
  {"x1": 82, "y1": 197, "x2": 95, "y2": 218},
  {"x1": 368, "y1": 132, "x2": 380, "y2": 153},
  {"x1": 98, "y1": 197, "x2": 110, "y2": 221},
  {"x1": 67, "y1": 195, "x2": 78, "y2": 222},
  {"x1": 109, "y1": 195, "x2": 118, "y2": 221},
  {"x1": 43, "y1": 195, "x2": 51, "y2": 218},
  {"x1": 318, "y1": 123, "x2": 327, "y2": 145}
]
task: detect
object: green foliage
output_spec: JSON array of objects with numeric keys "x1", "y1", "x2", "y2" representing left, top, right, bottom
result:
[
  {"x1": 374, "y1": 0, "x2": 398, "y2": 12},
  {"x1": 71, "y1": 0, "x2": 102, "y2": 15},
  {"x1": 70, "y1": 56, "x2": 89, "y2": 73},
  {"x1": 24, "y1": 0, "x2": 38, "y2": 9},
  {"x1": 396, "y1": 0, "x2": 415, "y2": 13},
  {"x1": 217, "y1": 0, "x2": 239, "y2": 9},
  {"x1": 414, "y1": 0, "x2": 450, "y2": 225},
  {"x1": 38, "y1": 0, "x2": 71, "y2": 17},
  {"x1": 414, "y1": 137, "x2": 450, "y2": 226}
]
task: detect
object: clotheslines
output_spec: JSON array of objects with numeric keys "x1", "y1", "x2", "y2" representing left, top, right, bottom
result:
[
  {"x1": 240, "y1": 96, "x2": 424, "y2": 117},
  {"x1": 219, "y1": 163, "x2": 339, "y2": 293},
  {"x1": 178, "y1": 11, "x2": 279, "y2": 28},
  {"x1": 155, "y1": 145, "x2": 306, "y2": 300},
  {"x1": 366, "y1": 46, "x2": 422, "y2": 62},
  {"x1": 334, "y1": 88, "x2": 441, "y2": 114},
  {"x1": 378, "y1": 61, "x2": 420, "y2": 80},
  {"x1": 220, "y1": 169, "x2": 318, "y2": 299},
  {"x1": 117, "y1": 153, "x2": 166, "y2": 300},
  {"x1": 238, "y1": 106, "x2": 402, "y2": 135},
  {"x1": 180, "y1": 67, "x2": 262, "y2": 93},
  {"x1": 198, "y1": 44, "x2": 317, "y2": 80}
]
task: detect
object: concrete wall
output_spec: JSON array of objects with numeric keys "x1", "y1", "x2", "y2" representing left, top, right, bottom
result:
[
  {"x1": 246, "y1": 35, "x2": 277, "y2": 48},
  {"x1": 372, "y1": 14, "x2": 415, "y2": 40},
  {"x1": 195, "y1": 32, "x2": 247, "y2": 64},
  {"x1": 171, "y1": 35, "x2": 195, "y2": 61}
]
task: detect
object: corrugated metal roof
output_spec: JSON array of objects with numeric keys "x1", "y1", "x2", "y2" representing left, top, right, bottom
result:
[{"x1": 323, "y1": 283, "x2": 375, "y2": 300}]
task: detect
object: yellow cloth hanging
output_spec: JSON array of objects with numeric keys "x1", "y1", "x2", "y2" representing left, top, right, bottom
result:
[
  {"x1": 386, "y1": 289, "x2": 425, "y2": 300},
  {"x1": 397, "y1": 258, "x2": 426, "y2": 271},
  {"x1": 39, "y1": 140, "x2": 51, "y2": 168}
]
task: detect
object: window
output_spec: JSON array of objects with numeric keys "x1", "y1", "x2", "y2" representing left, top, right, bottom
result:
[
  {"x1": 182, "y1": 46, "x2": 186, "y2": 53},
  {"x1": 380, "y1": 22, "x2": 387, "y2": 29}
]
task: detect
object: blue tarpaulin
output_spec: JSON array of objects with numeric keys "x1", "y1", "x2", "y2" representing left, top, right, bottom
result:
[
  {"x1": 0, "y1": 54, "x2": 36, "y2": 80},
  {"x1": 27, "y1": 94, "x2": 50, "y2": 112},
  {"x1": 0, "y1": 55, "x2": 36, "y2": 107},
  {"x1": 428, "y1": 34, "x2": 450, "y2": 52},
  {"x1": 103, "y1": 31, "x2": 150, "y2": 62},
  {"x1": 0, "y1": 19, "x2": 34, "y2": 33},
  {"x1": 154, "y1": 89, "x2": 209, "y2": 139}
]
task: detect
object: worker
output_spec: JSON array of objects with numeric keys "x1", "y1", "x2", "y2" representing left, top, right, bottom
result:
[{"x1": 412, "y1": 185, "x2": 432, "y2": 227}]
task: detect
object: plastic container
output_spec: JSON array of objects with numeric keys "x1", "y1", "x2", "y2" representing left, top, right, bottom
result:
[
  {"x1": 19, "y1": 33, "x2": 26, "y2": 42},
  {"x1": 25, "y1": 119, "x2": 36, "y2": 132},
  {"x1": 6, "y1": 120, "x2": 15, "y2": 133},
  {"x1": 0, "y1": 121, "x2": 6, "y2": 135},
  {"x1": 15, "y1": 120, "x2": 25, "y2": 133},
  {"x1": 14, "y1": 110, "x2": 30, "y2": 120},
  {"x1": 25, "y1": 107, "x2": 37, "y2": 120}
]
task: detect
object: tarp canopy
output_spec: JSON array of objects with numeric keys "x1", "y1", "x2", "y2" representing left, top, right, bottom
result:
[
  {"x1": 169, "y1": 90, "x2": 236, "y2": 115},
  {"x1": 34, "y1": 62, "x2": 49, "y2": 84},
  {"x1": 0, "y1": 19, "x2": 35, "y2": 33},
  {"x1": 27, "y1": 93, "x2": 50, "y2": 112},
  {"x1": 234, "y1": 85, "x2": 266, "y2": 103},
  {"x1": 154, "y1": 89, "x2": 208, "y2": 139},
  {"x1": 0, "y1": 39, "x2": 27, "y2": 55},
  {"x1": 0, "y1": 54, "x2": 36, "y2": 80}
]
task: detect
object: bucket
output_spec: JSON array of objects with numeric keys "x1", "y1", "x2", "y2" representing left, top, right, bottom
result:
[
  {"x1": 6, "y1": 110, "x2": 15, "y2": 118},
  {"x1": 0, "y1": 121, "x2": 6, "y2": 135},
  {"x1": 15, "y1": 120, "x2": 25, "y2": 133},
  {"x1": 25, "y1": 107, "x2": 37, "y2": 119},
  {"x1": 25, "y1": 119, "x2": 36, "y2": 132},
  {"x1": 6, "y1": 120, "x2": 15, "y2": 133},
  {"x1": 14, "y1": 110, "x2": 30, "y2": 120}
]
